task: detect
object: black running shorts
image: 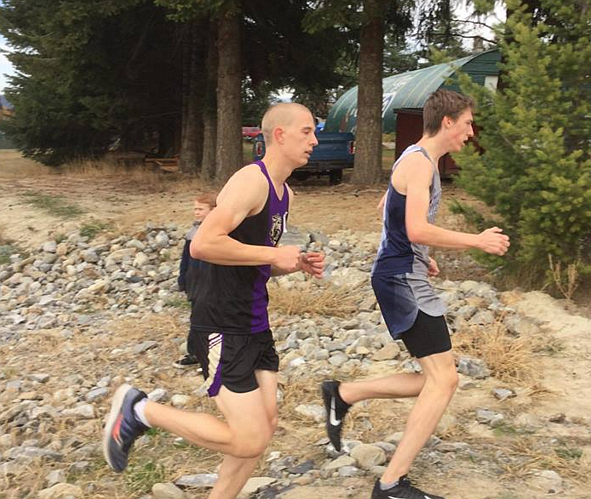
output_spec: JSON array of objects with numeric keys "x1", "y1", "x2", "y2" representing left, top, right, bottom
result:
[
  {"x1": 193, "y1": 330, "x2": 279, "y2": 397},
  {"x1": 399, "y1": 310, "x2": 452, "y2": 359}
]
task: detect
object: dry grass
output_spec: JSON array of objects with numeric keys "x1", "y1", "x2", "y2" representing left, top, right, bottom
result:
[
  {"x1": 275, "y1": 377, "x2": 327, "y2": 455},
  {"x1": 59, "y1": 157, "x2": 173, "y2": 193},
  {"x1": 0, "y1": 149, "x2": 53, "y2": 177},
  {"x1": 268, "y1": 281, "x2": 360, "y2": 318},
  {"x1": 453, "y1": 319, "x2": 537, "y2": 384},
  {"x1": 0, "y1": 311, "x2": 226, "y2": 498},
  {"x1": 547, "y1": 254, "x2": 581, "y2": 302},
  {"x1": 500, "y1": 436, "x2": 591, "y2": 482}
]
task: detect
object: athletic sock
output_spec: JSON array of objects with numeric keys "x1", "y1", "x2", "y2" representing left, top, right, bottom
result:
[
  {"x1": 379, "y1": 479, "x2": 400, "y2": 490},
  {"x1": 133, "y1": 398, "x2": 152, "y2": 427},
  {"x1": 336, "y1": 384, "x2": 352, "y2": 411}
]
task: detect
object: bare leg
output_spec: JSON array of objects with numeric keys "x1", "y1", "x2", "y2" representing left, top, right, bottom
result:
[
  {"x1": 208, "y1": 370, "x2": 278, "y2": 499},
  {"x1": 339, "y1": 373, "x2": 425, "y2": 405},
  {"x1": 144, "y1": 379, "x2": 273, "y2": 459},
  {"x1": 381, "y1": 351, "x2": 458, "y2": 483}
]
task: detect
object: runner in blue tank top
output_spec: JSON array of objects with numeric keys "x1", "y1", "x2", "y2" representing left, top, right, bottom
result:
[
  {"x1": 322, "y1": 90, "x2": 510, "y2": 499},
  {"x1": 103, "y1": 103, "x2": 325, "y2": 499}
]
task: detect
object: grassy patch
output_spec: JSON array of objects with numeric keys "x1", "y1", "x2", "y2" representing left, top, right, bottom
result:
[
  {"x1": 21, "y1": 191, "x2": 85, "y2": 218},
  {"x1": 80, "y1": 221, "x2": 110, "y2": 240},
  {"x1": 145, "y1": 427, "x2": 166, "y2": 438},
  {"x1": 165, "y1": 297, "x2": 191, "y2": 309},
  {"x1": 54, "y1": 233, "x2": 67, "y2": 244},
  {"x1": 493, "y1": 421, "x2": 524, "y2": 437},
  {"x1": 125, "y1": 460, "x2": 166, "y2": 495},
  {"x1": 554, "y1": 443, "x2": 583, "y2": 461},
  {"x1": 0, "y1": 244, "x2": 17, "y2": 265},
  {"x1": 500, "y1": 436, "x2": 591, "y2": 481}
]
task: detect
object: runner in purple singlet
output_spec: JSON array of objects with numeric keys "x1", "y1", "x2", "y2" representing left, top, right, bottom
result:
[{"x1": 103, "y1": 103, "x2": 324, "y2": 499}]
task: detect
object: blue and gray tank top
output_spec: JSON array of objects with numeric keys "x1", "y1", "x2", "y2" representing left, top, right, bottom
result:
[
  {"x1": 190, "y1": 161, "x2": 289, "y2": 334},
  {"x1": 372, "y1": 144, "x2": 442, "y2": 277}
]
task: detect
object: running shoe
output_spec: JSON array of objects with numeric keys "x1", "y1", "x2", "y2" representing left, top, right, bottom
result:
[
  {"x1": 103, "y1": 384, "x2": 149, "y2": 473},
  {"x1": 370, "y1": 475, "x2": 445, "y2": 499},
  {"x1": 321, "y1": 380, "x2": 351, "y2": 452}
]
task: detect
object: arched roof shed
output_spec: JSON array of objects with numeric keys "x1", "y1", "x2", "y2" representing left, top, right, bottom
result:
[{"x1": 324, "y1": 49, "x2": 501, "y2": 134}]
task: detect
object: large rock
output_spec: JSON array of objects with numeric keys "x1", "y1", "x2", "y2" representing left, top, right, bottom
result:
[
  {"x1": 295, "y1": 404, "x2": 325, "y2": 423},
  {"x1": 457, "y1": 357, "x2": 490, "y2": 379},
  {"x1": 38, "y1": 483, "x2": 83, "y2": 499},
  {"x1": 237, "y1": 477, "x2": 276, "y2": 498},
  {"x1": 323, "y1": 455, "x2": 356, "y2": 471},
  {"x1": 527, "y1": 470, "x2": 563, "y2": 494},
  {"x1": 373, "y1": 342, "x2": 400, "y2": 361},
  {"x1": 152, "y1": 483, "x2": 186, "y2": 499},
  {"x1": 175, "y1": 474, "x2": 218, "y2": 488},
  {"x1": 45, "y1": 469, "x2": 66, "y2": 487},
  {"x1": 350, "y1": 444, "x2": 386, "y2": 469},
  {"x1": 61, "y1": 404, "x2": 95, "y2": 419},
  {"x1": 6, "y1": 446, "x2": 63, "y2": 462}
]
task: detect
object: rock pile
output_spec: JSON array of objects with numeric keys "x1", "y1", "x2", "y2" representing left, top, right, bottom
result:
[{"x1": 1, "y1": 225, "x2": 571, "y2": 498}]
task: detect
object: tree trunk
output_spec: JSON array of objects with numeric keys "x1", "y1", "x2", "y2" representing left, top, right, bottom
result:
[
  {"x1": 200, "y1": 22, "x2": 219, "y2": 180},
  {"x1": 215, "y1": 2, "x2": 243, "y2": 182},
  {"x1": 180, "y1": 19, "x2": 206, "y2": 174},
  {"x1": 351, "y1": 0, "x2": 386, "y2": 185},
  {"x1": 180, "y1": 23, "x2": 191, "y2": 163}
]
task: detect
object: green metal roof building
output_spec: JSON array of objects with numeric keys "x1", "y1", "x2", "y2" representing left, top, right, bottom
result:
[{"x1": 324, "y1": 49, "x2": 501, "y2": 134}]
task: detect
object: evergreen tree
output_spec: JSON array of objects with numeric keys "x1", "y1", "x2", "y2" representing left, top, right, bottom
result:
[
  {"x1": 415, "y1": 0, "x2": 471, "y2": 60},
  {"x1": 454, "y1": 0, "x2": 591, "y2": 287},
  {"x1": 0, "y1": 0, "x2": 184, "y2": 165},
  {"x1": 305, "y1": 0, "x2": 415, "y2": 185}
]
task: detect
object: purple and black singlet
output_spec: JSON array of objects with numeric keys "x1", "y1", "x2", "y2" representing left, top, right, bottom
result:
[{"x1": 190, "y1": 161, "x2": 289, "y2": 335}]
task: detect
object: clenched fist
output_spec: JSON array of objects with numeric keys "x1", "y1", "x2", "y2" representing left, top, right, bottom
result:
[
  {"x1": 272, "y1": 246, "x2": 302, "y2": 273},
  {"x1": 477, "y1": 227, "x2": 510, "y2": 256}
]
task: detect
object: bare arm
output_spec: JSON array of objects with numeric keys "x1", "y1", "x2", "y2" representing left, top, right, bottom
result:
[
  {"x1": 404, "y1": 156, "x2": 509, "y2": 255},
  {"x1": 190, "y1": 166, "x2": 300, "y2": 271}
]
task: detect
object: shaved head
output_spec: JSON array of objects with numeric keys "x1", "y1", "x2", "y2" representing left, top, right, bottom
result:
[{"x1": 261, "y1": 103, "x2": 313, "y2": 144}]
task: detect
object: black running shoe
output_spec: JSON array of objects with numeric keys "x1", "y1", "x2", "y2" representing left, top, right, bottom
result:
[
  {"x1": 321, "y1": 380, "x2": 351, "y2": 452},
  {"x1": 371, "y1": 475, "x2": 445, "y2": 499},
  {"x1": 103, "y1": 384, "x2": 149, "y2": 473},
  {"x1": 172, "y1": 354, "x2": 202, "y2": 372}
]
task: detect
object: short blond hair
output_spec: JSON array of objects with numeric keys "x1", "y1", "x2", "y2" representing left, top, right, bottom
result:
[{"x1": 261, "y1": 102, "x2": 312, "y2": 144}]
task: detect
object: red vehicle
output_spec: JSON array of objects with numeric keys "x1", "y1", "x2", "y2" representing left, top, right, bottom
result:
[{"x1": 242, "y1": 126, "x2": 261, "y2": 141}]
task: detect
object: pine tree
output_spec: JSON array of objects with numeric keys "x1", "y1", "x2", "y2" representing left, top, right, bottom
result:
[
  {"x1": 0, "y1": 0, "x2": 183, "y2": 165},
  {"x1": 454, "y1": 0, "x2": 591, "y2": 287}
]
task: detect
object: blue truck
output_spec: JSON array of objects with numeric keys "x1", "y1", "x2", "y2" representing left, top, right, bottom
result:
[{"x1": 252, "y1": 131, "x2": 355, "y2": 185}]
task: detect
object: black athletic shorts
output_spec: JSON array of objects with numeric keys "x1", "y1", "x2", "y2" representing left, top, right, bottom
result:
[
  {"x1": 193, "y1": 330, "x2": 279, "y2": 397},
  {"x1": 399, "y1": 310, "x2": 452, "y2": 359}
]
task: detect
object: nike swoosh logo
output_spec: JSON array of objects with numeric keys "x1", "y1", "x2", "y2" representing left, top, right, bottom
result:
[
  {"x1": 329, "y1": 397, "x2": 341, "y2": 426},
  {"x1": 387, "y1": 496, "x2": 431, "y2": 499}
]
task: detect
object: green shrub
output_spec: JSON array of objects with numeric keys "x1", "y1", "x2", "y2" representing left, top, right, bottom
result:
[{"x1": 455, "y1": 0, "x2": 591, "y2": 287}]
